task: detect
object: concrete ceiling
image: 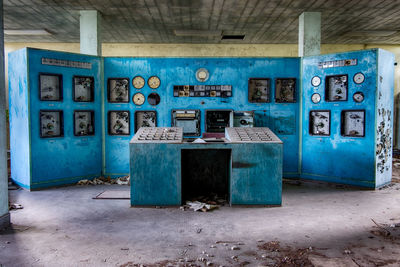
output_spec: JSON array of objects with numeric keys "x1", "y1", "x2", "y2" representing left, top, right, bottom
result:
[{"x1": 4, "y1": 0, "x2": 400, "y2": 44}]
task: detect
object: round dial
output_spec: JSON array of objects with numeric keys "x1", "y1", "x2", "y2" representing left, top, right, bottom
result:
[
  {"x1": 353, "y1": 72, "x2": 365, "y2": 84},
  {"x1": 132, "y1": 76, "x2": 145, "y2": 89},
  {"x1": 148, "y1": 76, "x2": 161, "y2": 89},
  {"x1": 132, "y1": 92, "x2": 145, "y2": 105},
  {"x1": 353, "y1": 92, "x2": 365, "y2": 103},
  {"x1": 148, "y1": 93, "x2": 160, "y2": 106},
  {"x1": 311, "y1": 93, "x2": 321, "y2": 104},
  {"x1": 196, "y1": 68, "x2": 209, "y2": 82},
  {"x1": 311, "y1": 76, "x2": 321, "y2": 87}
]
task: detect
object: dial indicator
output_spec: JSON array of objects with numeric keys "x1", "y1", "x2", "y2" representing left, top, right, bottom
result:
[
  {"x1": 311, "y1": 76, "x2": 321, "y2": 87},
  {"x1": 353, "y1": 92, "x2": 364, "y2": 103},
  {"x1": 133, "y1": 92, "x2": 145, "y2": 105},
  {"x1": 132, "y1": 76, "x2": 145, "y2": 89},
  {"x1": 353, "y1": 72, "x2": 365, "y2": 84},
  {"x1": 148, "y1": 76, "x2": 161, "y2": 89},
  {"x1": 311, "y1": 93, "x2": 321, "y2": 104}
]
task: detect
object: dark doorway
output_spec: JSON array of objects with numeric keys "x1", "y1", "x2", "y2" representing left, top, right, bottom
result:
[{"x1": 181, "y1": 149, "x2": 231, "y2": 205}]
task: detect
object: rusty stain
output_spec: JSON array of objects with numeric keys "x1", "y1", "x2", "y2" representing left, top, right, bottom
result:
[{"x1": 376, "y1": 108, "x2": 392, "y2": 174}]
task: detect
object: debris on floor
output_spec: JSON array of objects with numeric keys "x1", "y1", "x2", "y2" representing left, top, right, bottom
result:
[
  {"x1": 77, "y1": 176, "x2": 130, "y2": 186},
  {"x1": 185, "y1": 201, "x2": 218, "y2": 212},
  {"x1": 180, "y1": 194, "x2": 227, "y2": 212},
  {"x1": 9, "y1": 203, "x2": 23, "y2": 210}
]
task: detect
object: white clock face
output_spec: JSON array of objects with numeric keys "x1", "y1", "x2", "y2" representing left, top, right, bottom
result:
[
  {"x1": 148, "y1": 76, "x2": 161, "y2": 89},
  {"x1": 311, "y1": 93, "x2": 321, "y2": 103},
  {"x1": 132, "y1": 76, "x2": 145, "y2": 89},
  {"x1": 196, "y1": 68, "x2": 209, "y2": 82},
  {"x1": 353, "y1": 92, "x2": 364, "y2": 103},
  {"x1": 311, "y1": 76, "x2": 321, "y2": 87},
  {"x1": 132, "y1": 92, "x2": 145, "y2": 105},
  {"x1": 353, "y1": 72, "x2": 365, "y2": 84}
]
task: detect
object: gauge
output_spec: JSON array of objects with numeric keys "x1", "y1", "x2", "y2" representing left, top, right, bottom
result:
[
  {"x1": 148, "y1": 93, "x2": 160, "y2": 106},
  {"x1": 311, "y1": 93, "x2": 321, "y2": 104},
  {"x1": 132, "y1": 76, "x2": 145, "y2": 89},
  {"x1": 353, "y1": 72, "x2": 365, "y2": 84},
  {"x1": 353, "y1": 92, "x2": 364, "y2": 103},
  {"x1": 148, "y1": 76, "x2": 161, "y2": 89},
  {"x1": 196, "y1": 68, "x2": 209, "y2": 82},
  {"x1": 311, "y1": 76, "x2": 321, "y2": 87},
  {"x1": 132, "y1": 92, "x2": 145, "y2": 105}
]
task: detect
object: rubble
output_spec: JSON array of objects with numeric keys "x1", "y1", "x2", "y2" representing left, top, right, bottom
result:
[
  {"x1": 77, "y1": 176, "x2": 130, "y2": 186},
  {"x1": 9, "y1": 203, "x2": 23, "y2": 210},
  {"x1": 185, "y1": 201, "x2": 218, "y2": 212}
]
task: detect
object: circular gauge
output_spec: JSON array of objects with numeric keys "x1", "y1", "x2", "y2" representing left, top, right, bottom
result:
[
  {"x1": 311, "y1": 76, "x2": 321, "y2": 87},
  {"x1": 132, "y1": 92, "x2": 145, "y2": 105},
  {"x1": 311, "y1": 93, "x2": 321, "y2": 104},
  {"x1": 148, "y1": 93, "x2": 160, "y2": 106},
  {"x1": 132, "y1": 76, "x2": 145, "y2": 89},
  {"x1": 353, "y1": 91, "x2": 365, "y2": 103},
  {"x1": 196, "y1": 68, "x2": 209, "y2": 82},
  {"x1": 353, "y1": 72, "x2": 365, "y2": 84},
  {"x1": 148, "y1": 76, "x2": 161, "y2": 89}
]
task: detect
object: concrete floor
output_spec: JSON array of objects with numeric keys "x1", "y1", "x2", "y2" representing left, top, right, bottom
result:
[{"x1": 1, "y1": 178, "x2": 400, "y2": 267}]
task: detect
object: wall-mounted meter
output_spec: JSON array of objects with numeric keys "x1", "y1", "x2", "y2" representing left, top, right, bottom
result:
[
  {"x1": 148, "y1": 76, "x2": 161, "y2": 89},
  {"x1": 148, "y1": 93, "x2": 161, "y2": 105},
  {"x1": 205, "y1": 109, "x2": 233, "y2": 133},
  {"x1": 74, "y1": 110, "x2": 94, "y2": 136},
  {"x1": 233, "y1": 111, "x2": 254, "y2": 127},
  {"x1": 40, "y1": 110, "x2": 63, "y2": 138},
  {"x1": 39, "y1": 73, "x2": 62, "y2": 101},
  {"x1": 134, "y1": 111, "x2": 157, "y2": 133},
  {"x1": 341, "y1": 110, "x2": 365, "y2": 137},
  {"x1": 108, "y1": 111, "x2": 130, "y2": 135},
  {"x1": 309, "y1": 110, "x2": 330, "y2": 136},
  {"x1": 325, "y1": 74, "x2": 348, "y2": 101},
  {"x1": 132, "y1": 76, "x2": 145, "y2": 89},
  {"x1": 275, "y1": 78, "x2": 296, "y2": 103},
  {"x1": 73, "y1": 76, "x2": 94, "y2": 102},
  {"x1": 248, "y1": 78, "x2": 270, "y2": 103},
  {"x1": 108, "y1": 78, "x2": 129, "y2": 103},
  {"x1": 171, "y1": 109, "x2": 201, "y2": 136}
]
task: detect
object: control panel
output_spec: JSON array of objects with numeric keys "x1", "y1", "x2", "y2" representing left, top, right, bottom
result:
[
  {"x1": 134, "y1": 111, "x2": 157, "y2": 133},
  {"x1": 341, "y1": 110, "x2": 365, "y2": 137},
  {"x1": 173, "y1": 85, "x2": 232, "y2": 98},
  {"x1": 233, "y1": 111, "x2": 254, "y2": 127},
  {"x1": 205, "y1": 110, "x2": 233, "y2": 133},
  {"x1": 171, "y1": 110, "x2": 200, "y2": 136},
  {"x1": 108, "y1": 111, "x2": 130, "y2": 135},
  {"x1": 248, "y1": 78, "x2": 270, "y2": 103},
  {"x1": 275, "y1": 78, "x2": 296, "y2": 103},
  {"x1": 309, "y1": 110, "x2": 330, "y2": 136},
  {"x1": 325, "y1": 74, "x2": 348, "y2": 101},
  {"x1": 74, "y1": 110, "x2": 95, "y2": 136},
  {"x1": 131, "y1": 127, "x2": 183, "y2": 143},
  {"x1": 39, "y1": 73, "x2": 62, "y2": 101},
  {"x1": 40, "y1": 110, "x2": 63, "y2": 138},
  {"x1": 73, "y1": 76, "x2": 94, "y2": 102},
  {"x1": 108, "y1": 78, "x2": 129, "y2": 103}
]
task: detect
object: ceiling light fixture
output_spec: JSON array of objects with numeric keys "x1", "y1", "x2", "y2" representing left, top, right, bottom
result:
[
  {"x1": 174, "y1": 30, "x2": 222, "y2": 37},
  {"x1": 4, "y1": 29, "x2": 52, "y2": 36}
]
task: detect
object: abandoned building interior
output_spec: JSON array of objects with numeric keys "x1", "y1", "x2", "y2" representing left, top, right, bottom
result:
[{"x1": 2, "y1": 1, "x2": 400, "y2": 266}]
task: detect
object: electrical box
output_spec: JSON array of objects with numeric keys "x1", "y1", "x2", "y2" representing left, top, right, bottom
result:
[
  {"x1": 171, "y1": 109, "x2": 201, "y2": 136},
  {"x1": 341, "y1": 110, "x2": 365, "y2": 137},
  {"x1": 275, "y1": 78, "x2": 296, "y2": 103},
  {"x1": 309, "y1": 110, "x2": 330, "y2": 136},
  {"x1": 108, "y1": 111, "x2": 130, "y2": 135},
  {"x1": 205, "y1": 110, "x2": 233, "y2": 133},
  {"x1": 39, "y1": 73, "x2": 62, "y2": 101},
  {"x1": 325, "y1": 74, "x2": 348, "y2": 101},
  {"x1": 248, "y1": 78, "x2": 270, "y2": 103},
  {"x1": 108, "y1": 78, "x2": 129, "y2": 103},
  {"x1": 40, "y1": 110, "x2": 63, "y2": 138},
  {"x1": 73, "y1": 76, "x2": 94, "y2": 102},
  {"x1": 74, "y1": 110, "x2": 95, "y2": 136},
  {"x1": 134, "y1": 111, "x2": 157, "y2": 133},
  {"x1": 233, "y1": 111, "x2": 254, "y2": 127}
]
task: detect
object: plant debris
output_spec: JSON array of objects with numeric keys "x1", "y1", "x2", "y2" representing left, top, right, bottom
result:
[{"x1": 77, "y1": 176, "x2": 130, "y2": 186}]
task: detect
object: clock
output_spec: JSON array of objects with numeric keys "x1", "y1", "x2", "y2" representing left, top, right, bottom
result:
[
  {"x1": 132, "y1": 92, "x2": 145, "y2": 105},
  {"x1": 311, "y1": 93, "x2": 321, "y2": 104},
  {"x1": 148, "y1": 76, "x2": 161, "y2": 89},
  {"x1": 311, "y1": 76, "x2": 321, "y2": 87},
  {"x1": 196, "y1": 68, "x2": 209, "y2": 82},
  {"x1": 132, "y1": 76, "x2": 145, "y2": 89},
  {"x1": 353, "y1": 72, "x2": 365, "y2": 84},
  {"x1": 353, "y1": 92, "x2": 364, "y2": 103}
]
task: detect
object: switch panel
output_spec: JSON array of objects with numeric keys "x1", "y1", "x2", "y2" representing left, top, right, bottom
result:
[
  {"x1": 108, "y1": 78, "x2": 129, "y2": 103},
  {"x1": 173, "y1": 85, "x2": 232, "y2": 98},
  {"x1": 205, "y1": 110, "x2": 233, "y2": 133},
  {"x1": 275, "y1": 78, "x2": 296, "y2": 103},
  {"x1": 108, "y1": 111, "x2": 130, "y2": 135},
  {"x1": 40, "y1": 110, "x2": 63, "y2": 138},
  {"x1": 309, "y1": 110, "x2": 330, "y2": 136},
  {"x1": 325, "y1": 74, "x2": 348, "y2": 101},
  {"x1": 171, "y1": 109, "x2": 200, "y2": 136},
  {"x1": 39, "y1": 73, "x2": 62, "y2": 101},
  {"x1": 74, "y1": 110, "x2": 95, "y2": 136},
  {"x1": 248, "y1": 78, "x2": 270, "y2": 103},
  {"x1": 341, "y1": 110, "x2": 365, "y2": 137},
  {"x1": 134, "y1": 111, "x2": 157, "y2": 133},
  {"x1": 73, "y1": 76, "x2": 94, "y2": 102},
  {"x1": 233, "y1": 111, "x2": 254, "y2": 127}
]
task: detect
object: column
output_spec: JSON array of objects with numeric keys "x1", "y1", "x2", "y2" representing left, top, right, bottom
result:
[
  {"x1": 298, "y1": 12, "x2": 321, "y2": 57},
  {"x1": 80, "y1": 10, "x2": 102, "y2": 56}
]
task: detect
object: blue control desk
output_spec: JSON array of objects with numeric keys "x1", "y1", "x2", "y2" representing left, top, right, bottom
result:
[{"x1": 129, "y1": 127, "x2": 283, "y2": 206}]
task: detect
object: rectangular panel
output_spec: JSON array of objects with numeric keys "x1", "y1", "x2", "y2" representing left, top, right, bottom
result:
[
  {"x1": 309, "y1": 110, "x2": 330, "y2": 136},
  {"x1": 325, "y1": 74, "x2": 348, "y2": 101},
  {"x1": 39, "y1": 73, "x2": 62, "y2": 101},
  {"x1": 171, "y1": 109, "x2": 200, "y2": 136},
  {"x1": 107, "y1": 78, "x2": 130, "y2": 103},
  {"x1": 275, "y1": 78, "x2": 296, "y2": 103},
  {"x1": 40, "y1": 110, "x2": 63, "y2": 138},
  {"x1": 74, "y1": 110, "x2": 95, "y2": 136},
  {"x1": 205, "y1": 110, "x2": 233, "y2": 133},
  {"x1": 108, "y1": 111, "x2": 130, "y2": 135},
  {"x1": 134, "y1": 111, "x2": 157, "y2": 133},
  {"x1": 341, "y1": 110, "x2": 365, "y2": 137},
  {"x1": 233, "y1": 111, "x2": 254, "y2": 127},
  {"x1": 248, "y1": 78, "x2": 270, "y2": 103},
  {"x1": 73, "y1": 76, "x2": 94, "y2": 102}
]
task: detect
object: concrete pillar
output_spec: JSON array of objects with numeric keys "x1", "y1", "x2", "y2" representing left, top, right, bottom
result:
[
  {"x1": 298, "y1": 12, "x2": 321, "y2": 57},
  {"x1": 80, "y1": 10, "x2": 102, "y2": 56},
  {"x1": 0, "y1": 0, "x2": 10, "y2": 229}
]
